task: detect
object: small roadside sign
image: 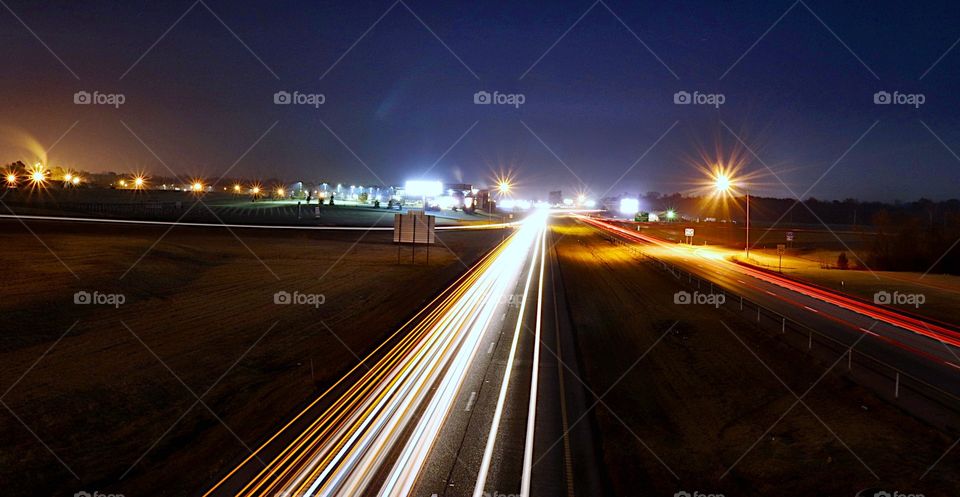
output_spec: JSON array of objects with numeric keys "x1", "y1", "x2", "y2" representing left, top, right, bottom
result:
[
  {"x1": 684, "y1": 228, "x2": 695, "y2": 237},
  {"x1": 777, "y1": 244, "x2": 786, "y2": 273},
  {"x1": 786, "y1": 231, "x2": 795, "y2": 242}
]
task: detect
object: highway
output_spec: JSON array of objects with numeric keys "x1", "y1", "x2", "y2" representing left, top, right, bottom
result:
[
  {"x1": 575, "y1": 215, "x2": 960, "y2": 403},
  {"x1": 204, "y1": 210, "x2": 601, "y2": 497}
]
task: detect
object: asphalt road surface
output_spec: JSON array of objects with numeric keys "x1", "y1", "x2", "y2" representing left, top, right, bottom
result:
[{"x1": 205, "y1": 211, "x2": 603, "y2": 497}]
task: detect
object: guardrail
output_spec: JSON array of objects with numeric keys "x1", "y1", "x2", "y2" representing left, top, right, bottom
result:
[
  {"x1": 3, "y1": 200, "x2": 185, "y2": 217},
  {"x1": 597, "y1": 231, "x2": 960, "y2": 434}
]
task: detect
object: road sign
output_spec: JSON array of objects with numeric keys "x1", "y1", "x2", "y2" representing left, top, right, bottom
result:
[
  {"x1": 776, "y1": 244, "x2": 786, "y2": 273},
  {"x1": 684, "y1": 228, "x2": 695, "y2": 237},
  {"x1": 786, "y1": 231, "x2": 794, "y2": 242},
  {"x1": 394, "y1": 210, "x2": 435, "y2": 244}
]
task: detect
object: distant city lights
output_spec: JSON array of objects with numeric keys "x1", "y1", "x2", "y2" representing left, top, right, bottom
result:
[
  {"x1": 405, "y1": 180, "x2": 443, "y2": 197},
  {"x1": 619, "y1": 197, "x2": 640, "y2": 216}
]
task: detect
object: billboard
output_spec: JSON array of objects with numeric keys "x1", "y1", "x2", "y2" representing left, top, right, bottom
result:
[{"x1": 394, "y1": 210, "x2": 435, "y2": 244}]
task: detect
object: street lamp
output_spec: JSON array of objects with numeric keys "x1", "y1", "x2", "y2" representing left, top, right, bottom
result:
[{"x1": 714, "y1": 172, "x2": 750, "y2": 260}]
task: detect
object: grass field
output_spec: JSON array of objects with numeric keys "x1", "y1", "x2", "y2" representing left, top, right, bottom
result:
[
  {"x1": 0, "y1": 219, "x2": 501, "y2": 496},
  {"x1": 628, "y1": 221, "x2": 960, "y2": 326},
  {"x1": 553, "y1": 219, "x2": 959, "y2": 496}
]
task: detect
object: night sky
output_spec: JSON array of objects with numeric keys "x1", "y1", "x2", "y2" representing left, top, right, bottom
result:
[{"x1": 2, "y1": 0, "x2": 960, "y2": 200}]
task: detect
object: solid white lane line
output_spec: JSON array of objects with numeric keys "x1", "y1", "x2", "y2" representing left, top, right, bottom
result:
[
  {"x1": 472, "y1": 224, "x2": 544, "y2": 497},
  {"x1": 465, "y1": 392, "x2": 478, "y2": 412},
  {"x1": 520, "y1": 227, "x2": 547, "y2": 496}
]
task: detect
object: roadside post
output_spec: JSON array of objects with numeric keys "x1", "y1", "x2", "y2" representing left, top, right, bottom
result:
[{"x1": 777, "y1": 244, "x2": 786, "y2": 273}]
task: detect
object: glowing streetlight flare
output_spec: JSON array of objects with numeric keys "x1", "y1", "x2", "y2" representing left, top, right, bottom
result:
[
  {"x1": 6, "y1": 173, "x2": 18, "y2": 185},
  {"x1": 29, "y1": 169, "x2": 47, "y2": 186},
  {"x1": 192, "y1": 182, "x2": 204, "y2": 192},
  {"x1": 233, "y1": 184, "x2": 242, "y2": 192},
  {"x1": 134, "y1": 176, "x2": 145, "y2": 188},
  {"x1": 71, "y1": 176, "x2": 81, "y2": 185},
  {"x1": 714, "y1": 173, "x2": 732, "y2": 193}
]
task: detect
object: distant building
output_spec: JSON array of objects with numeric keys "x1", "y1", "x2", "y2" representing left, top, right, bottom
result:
[
  {"x1": 549, "y1": 190, "x2": 562, "y2": 206},
  {"x1": 475, "y1": 189, "x2": 491, "y2": 211}
]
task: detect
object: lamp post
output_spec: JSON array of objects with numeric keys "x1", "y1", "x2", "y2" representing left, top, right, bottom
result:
[
  {"x1": 745, "y1": 191, "x2": 750, "y2": 260},
  {"x1": 714, "y1": 172, "x2": 750, "y2": 260}
]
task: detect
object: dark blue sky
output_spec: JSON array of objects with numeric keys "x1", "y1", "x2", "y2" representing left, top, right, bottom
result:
[{"x1": 2, "y1": 0, "x2": 960, "y2": 200}]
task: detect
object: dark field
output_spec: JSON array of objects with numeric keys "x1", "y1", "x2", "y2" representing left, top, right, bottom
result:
[
  {"x1": 552, "y1": 219, "x2": 959, "y2": 497},
  {"x1": 0, "y1": 219, "x2": 501, "y2": 496},
  {"x1": 1, "y1": 188, "x2": 497, "y2": 227}
]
